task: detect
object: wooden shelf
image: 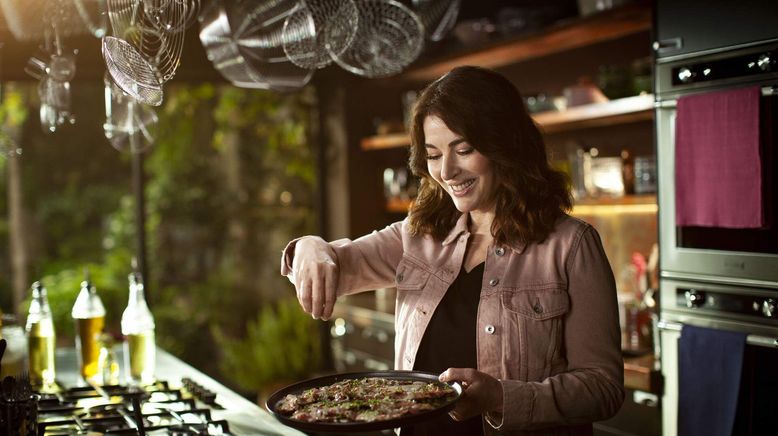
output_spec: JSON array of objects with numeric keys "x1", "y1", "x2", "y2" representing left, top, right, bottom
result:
[
  {"x1": 361, "y1": 133, "x2": 411, "y2": 151},
  {"x1": 535, "y1": 94, "x2": 654, "y2": 134},
  {"x1": 401, "y1": 3, "x2": 651, "y2": 82},
  {"x1": 386, "y1": 195, "x2": 656, "y2": 215},
  {"x1": 574, "y1": 194, "x2": 656, "y2": 206},
  {"x1": 572, "y1": 194, "x2": 657, "y2": 216},
  {"x1": 386, "y1": 198, "x2": 413, "y2": 213},
  {"x1": 361, "y1": 94, "x2": 655, "y2": 150}
]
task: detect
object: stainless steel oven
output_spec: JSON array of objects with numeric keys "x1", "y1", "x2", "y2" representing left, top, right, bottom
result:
[
  {"x1": 657, "y1": 279, "x2": 778, "y2": 436},
  {"x1": 655, "y1": 40, "x2": 778, "y2": 285},
  {"x1": 655, "y1": 33, "x2": 778, "y2": 436}
]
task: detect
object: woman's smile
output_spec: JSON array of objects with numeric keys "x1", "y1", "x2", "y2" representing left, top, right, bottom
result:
[
  {"x1": 449, "y1": 178, "x2": 477, "y2": 196},
  {"x1": 423, "y1": 115, "x2": 496, "y2": 213}
]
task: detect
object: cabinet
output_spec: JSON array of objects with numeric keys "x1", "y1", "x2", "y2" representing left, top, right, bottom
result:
[{"x1": 325, "y1": 0, "x2": 660, "y2": 408}]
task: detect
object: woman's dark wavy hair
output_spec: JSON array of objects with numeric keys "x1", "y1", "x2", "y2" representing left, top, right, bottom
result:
[{"x1": 408, "y1": 66, "x2": 572, "y2": 246}]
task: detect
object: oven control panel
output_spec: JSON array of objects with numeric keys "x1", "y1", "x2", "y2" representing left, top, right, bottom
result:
[
  {"x1": 656, "y1": 40, "x2": 778, "y2": 96},
  {"x1": 671, "y1": 49, "x2": 777, "y2": 86},
  {"x1": 677, "y1": 288, "x2": 778, "y2": 320}
]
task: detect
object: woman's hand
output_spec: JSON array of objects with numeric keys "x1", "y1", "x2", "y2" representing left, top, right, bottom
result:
[
  {"x1": 291, "y1": 236, "x2": 339, "y2": 320},
  {"x1": 439, "y1": 368, "x2": 503, "y2": 421}
]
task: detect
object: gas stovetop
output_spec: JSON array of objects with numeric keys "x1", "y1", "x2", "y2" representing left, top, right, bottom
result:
[{"x1": 37, "y1": 378, "x2": 232, "y2": 435}]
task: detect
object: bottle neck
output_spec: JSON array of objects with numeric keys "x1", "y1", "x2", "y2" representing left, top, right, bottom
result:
[
  {"x1": 30, "y1": 289, "x2": 52, "y2": 315},
  {"x1": 128, "y1": 284, "x2": 149, "y2": 307}
]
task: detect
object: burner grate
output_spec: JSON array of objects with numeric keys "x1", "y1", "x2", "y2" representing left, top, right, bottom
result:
[{"x1": 36, "y1": 379, "x2": 231, "y2": 435}]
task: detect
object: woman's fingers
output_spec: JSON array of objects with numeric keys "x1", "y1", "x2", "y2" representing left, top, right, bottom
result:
[
  {"x1": 290, "y1": 237, "x2": 339, "y2": 319},
  {"x1": 440, "y1": 368, "x2": 503, "y2": 419},
  {"x1": 439, "y1": 368, "x2": 477, "y2": 384},
  {"x1": 299, "y1": 258, "x2": 338, "y2": 320},
  {"x1": 311, "y1": 269, "x2": 325, "y2": 319},
  {"x1": 298, "y1": 274, "x2": 312, "y2": 314},
  {"x1": 441, "y1": 368, "x2": 477, "y2": 420},
  {"x1": 322, "y1": 264, "x2": 337, "y2": 320}
]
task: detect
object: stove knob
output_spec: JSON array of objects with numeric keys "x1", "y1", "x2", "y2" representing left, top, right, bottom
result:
[
  {"x1": 685, "y1": 289, "x2": 705, "y2": 308},
  {"x1": 757, "y1": 54, "x2": 772, "y2": 71},
  {"x1": 678, "y1": 67, "x2": 694, "y2": 83},
  {"x1": 762, "y1": 299, "x2": 776, "y2": 318}
]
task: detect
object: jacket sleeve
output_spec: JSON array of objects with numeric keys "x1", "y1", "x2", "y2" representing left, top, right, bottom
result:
[
  {"x1": 487, "y1": 225, "x2": 625, "y2": 430},
  {"x1": 280, "y1": 220, "x2": 406, "y2": 297}
]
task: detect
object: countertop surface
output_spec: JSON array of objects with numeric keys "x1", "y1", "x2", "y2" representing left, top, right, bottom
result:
[{"x1": 55, "y1": 346, "x2": 304, "y2": 435}]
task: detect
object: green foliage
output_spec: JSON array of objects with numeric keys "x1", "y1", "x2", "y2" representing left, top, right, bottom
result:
[
  {"x1": 0, "y1": 83, "x2": 29, "y2": 127},
  {"x1": 1, "y1": 80, "x2": 319, "y2": 395},
  {"x1": 214, "y1": 297, "x2": 321, "y2": 390}
]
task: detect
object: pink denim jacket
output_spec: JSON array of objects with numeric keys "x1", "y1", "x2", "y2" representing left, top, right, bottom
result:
[{"x1": 281, "y1": 213, "x2": 624, "y2": 435}]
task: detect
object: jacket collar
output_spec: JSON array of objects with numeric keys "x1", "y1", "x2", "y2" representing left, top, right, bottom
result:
[
  {"x1": 442, "y1": 213, "x2": 470, "y2": 245},
  {"x1": 441, "y1": 213, "x2": 527, "y2": 254}
]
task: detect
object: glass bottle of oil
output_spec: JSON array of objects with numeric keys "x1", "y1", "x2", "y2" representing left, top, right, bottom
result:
[
  {"x1": 26, "y1": 281, "x2": 56, "y2": 388},
  {"x1": 71, "y1": 275, "x2": 106, "y2": 382},
  {"x1": 121, "y1": 272, "x2": 155, "y2": 385},
  {"x1": 98, "y1": 333, "x2": 120, "y2": 386}
]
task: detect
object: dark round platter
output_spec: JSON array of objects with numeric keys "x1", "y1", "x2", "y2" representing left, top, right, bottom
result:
[{"x1": 265, "y1": 370, "x2": 462, "y2": 433}]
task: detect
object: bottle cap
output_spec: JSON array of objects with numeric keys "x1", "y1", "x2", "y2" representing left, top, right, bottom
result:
[
  {"x1": 31, "y1": 281, "x2": 46, "y2": 297},
  {"x1": 72, "y1": 280, "x2": 106, "y2": 319}
]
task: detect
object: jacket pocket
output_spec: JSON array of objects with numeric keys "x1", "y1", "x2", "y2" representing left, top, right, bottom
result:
[
  {"x1": 394, "y1": 258, "x2": 431, "y2": 335},
  {"x1": 395, "y1": 257, "x2": 431, "y2": 291},
  {"x1": 501, "y1": 287, "x2": 570, "y2": 319},
  {"x1": 501, "y1": 287, "x2": 570, "y2": 377}
]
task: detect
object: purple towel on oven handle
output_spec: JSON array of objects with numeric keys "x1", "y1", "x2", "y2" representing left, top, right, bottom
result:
[
  {"x1": 678, "y1": 325, "x2": 747, "y2": 436},
  {"x1": 675, "y1": 86, "x2": 764, "y2": 228}
]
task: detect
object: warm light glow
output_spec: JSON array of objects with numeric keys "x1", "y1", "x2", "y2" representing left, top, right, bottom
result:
[{"x1": 572, "y1": 203, "x2": 658, "y2": 216}]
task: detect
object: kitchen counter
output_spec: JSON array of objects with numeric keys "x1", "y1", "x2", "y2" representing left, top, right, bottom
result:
[{"x1": 54, "y1": 346, "x2": 303, "y2": 435}]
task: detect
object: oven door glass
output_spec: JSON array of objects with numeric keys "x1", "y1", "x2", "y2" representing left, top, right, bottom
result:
[
  {"x1": 675, "y1": 93, "x2": 778, "y2": 254},
  {"x1": 658, "y1": 87, "x2": 778, "y2": 282}
]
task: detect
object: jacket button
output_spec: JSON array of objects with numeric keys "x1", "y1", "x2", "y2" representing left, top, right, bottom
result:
[
  {"x1": 495, "y1": 247, "x2": 505, "y2": 256},
  {"x1": 397, "y1": 273, "x2": 404, "y2": 282},
  {"x1": 489, "y1": 278, "x2": 499, "y2": 286},
  {"x1": 533, "y1": 304, "x2": 544, "y2": 314},
  {"x1": 485, "y1": 325, "x2": 495, "y2": 334}
]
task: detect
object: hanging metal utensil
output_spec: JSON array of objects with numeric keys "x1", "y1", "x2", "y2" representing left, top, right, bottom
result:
[
  {"x1": 49, "y1": 23, "x2": 77, "y2": 82},
  {"x1": 102, "y1": 35, "x2": 163, "y2": 106},
  {"x1": 103, "y1": 0, "x2": 189, "y2": 106},
  {"x1": 198, "y1": 0, "x2": 313, "y2": 91},
  {"x1": 73, "y1": 0, "x2": 109, "y2": 38},
  {"x1": 103, "y1": 74, "x2": 157, "y2": 154},
  {"x1": 415, "y1": 0, "x2": 460, "y2": 41},
  {"x1": 331, "y1": 0, "x2": 424, "y2": 78},
  {"x1": 143, "y1": 0, "x2": 199, "y2": 33},
  {"x1": 282, "y1": 0, "x2": 359, "y2": 69}
]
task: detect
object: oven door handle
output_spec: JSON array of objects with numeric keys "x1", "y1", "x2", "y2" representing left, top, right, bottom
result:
[
  {"x1": 655, "y1": 85, "x2": 778, "y2": 109},
  {"x1": 657, "y1": 319, "x2": 778, "y2": 348}
]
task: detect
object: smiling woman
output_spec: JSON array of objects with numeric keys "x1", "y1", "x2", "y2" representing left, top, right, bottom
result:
[
  {"x1": 407, "y1": 66, "x2": 572, "y2": 248},
  {"x1": 282, "y1": 66, "x2": 624, "y2": 436},
  {"x1": 422, "y1": 116, "x2": 496, "y2": 216}
]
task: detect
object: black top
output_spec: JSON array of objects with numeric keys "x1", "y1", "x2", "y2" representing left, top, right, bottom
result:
[{"x1": 403, "y1": 262, "x2": 485, "y2": 436}]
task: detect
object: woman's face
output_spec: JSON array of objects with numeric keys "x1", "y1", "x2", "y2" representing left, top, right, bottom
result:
[{"x1": 423, "y1": 115, "x2": 496, "y2": 214}]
